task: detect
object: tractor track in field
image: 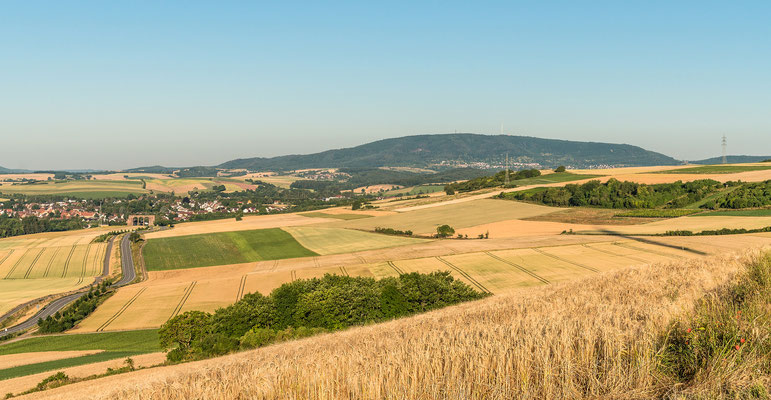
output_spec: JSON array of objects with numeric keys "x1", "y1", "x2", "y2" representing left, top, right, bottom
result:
[
  {"x1": 4, "y1": 249, "x2": 29, "y2": 279},
  {"x1": 60, "y1": 245, "x2": 77, "y2": 278},
  {"x1": 386, "y1": 261, "x2": 404, "y2": 275},
  {"x1": 614, "y1": 242, "x2": 683, "y2": 259},
  {"x1": 97, "y1": 287, "x2": 148, "y2": 332},
  {"x1": 290, "y1": 270, "x2": 297, "y2": 282},
  {"x1": 236, "y1": 275, "x2": 247, "y2": 301},
  {"x1": 435, "y1": 257, "x2": 491, "y2": 294},
  {"x1": 339, "y1": 266, "x2": 350, "y2": 277},
  {"x1": 0, "y1": 249, "x2": 14, "y2": 269},
  {"x1": 22, "y1": 249, "x2": 46, "y2": 279},
  {"x1": 484, "y1": 252, "x2": 550, "y2": 285},
  {"x1": 1, "y1": 232, "x2": 141, "y2": 337},
  {"x1": 43, "y1": 247, "x2": 62, "y2": 277},
  {"x1": 169, "y1": 281, "x2": 197, "y2": 320},
  {"x1": 532, "y1": 248, "x2": 599, "y2": 273},
  {"x1": 582, "y1": 244, "x2": 649, "y2": 264}
]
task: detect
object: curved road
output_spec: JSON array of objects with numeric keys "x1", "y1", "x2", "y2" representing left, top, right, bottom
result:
[{"x1": 1, "y1": 234, "x2": 136, "y2": 337}]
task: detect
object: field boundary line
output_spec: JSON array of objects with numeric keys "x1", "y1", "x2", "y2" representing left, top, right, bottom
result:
[
  {"x1": 96, "y1": 287, "x2": 147, "y2": 332},
  {"x1": 484, "y1": 252, "x2": 550, "y2": 284},
  {"x1": 22, "y1": 248, "x2": 46, "y2": 279},
  {"x1": 435, "y1": 257, "x2": 492, "y2": 294},
  {"x1": 61, "y1": 245, "x2": 77, "y2": 278},
  {"x1": 43, "y1": 247, "x2": 62, "y2": 277},
  {"x1": 386, "y1": 261, "x2": 404, "y2": 275},
  {"x1": 169, "y1": 281, "x2": 197, "y2": 320},
  {"x1": 236, "y1": 275, "x2": 247, "y2": 301},
  {"x1": 582, "y1": 244, "x2": 649, "y2": 264},
  {"x1": 614, "y1": 242, "x2": 683, "y2": 259},
  {"x1": 4, "y1": 249, "x2": 29, "y2": 279},
  {"x1": 532, "y1": 248, "x2": 599, "y2": 273}
]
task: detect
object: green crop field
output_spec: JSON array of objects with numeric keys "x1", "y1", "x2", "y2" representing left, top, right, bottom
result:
[
  {"x1": 382, "y1": 185, "x2": 445, "y2": 197},
  {"x1": 143, "y1": 228, "x2": 318, "y2": 270},
  {"x1": 696, "y1": 209, "x2": 771, "y2": 217},
  {"x1": 0, "y1": 329, "x2": 160, "y2": 380},
  {"x1": 283, "y1": 227, "x2": 426, "y2": 255},
  {"x1": 654, "y1": 165, "x2": 771, "y2": 174},
  {"x1": 511, "y1": 172, "x2": 603, "y2": 186},
  {"x1": 614, "y1": 209, "x2": 700, "y2": 218},
  {"x1": 0, "y1": 181, "x2": 147, "y2": 199},
  {"x1": 299, "y1": 212, "x2": 372, "y2": 220}
]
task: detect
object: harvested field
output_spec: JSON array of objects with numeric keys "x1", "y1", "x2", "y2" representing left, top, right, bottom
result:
[
  {"x1": 298, "y1": 212, "x2": 372, "y2": 220},
  {"x1": 144, "y1": 213, "x2": 327, "y2": 239},
  {"x1": 456, "y1": 219, "x2": 599, "y2": 239},
  {"x1": 330, "y1": 199, "x2": 561, "y2": 235},
  {"x1": 578, "y1": 215, "x2": 771, "y2": 235},
  {"x1": 73, "y1": 234, "x2": 771, "y2": 332},
  {"x1": 25, "y1": 249, "x2": 771, "y2": 400},
  {"x1": 283, "y1": 227, "x2": 426, "y2": 255},
  {"x1": 143, "y1": 228, "x2": 317, "y2": 271},
  {"x1": 654, "y1": 164, "x2": 771, "y2": 174}
]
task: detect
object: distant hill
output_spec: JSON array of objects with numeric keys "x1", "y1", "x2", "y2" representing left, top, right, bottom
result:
[
  {"x1": 0, "y1": 166, "x2": 30, "y2": 174},
  {"x1": 690, "y1": 155, "x2": 771, "y2": 164},
  {"x1": 220, "y1": 134, "x2": 679, "y2": 171}
]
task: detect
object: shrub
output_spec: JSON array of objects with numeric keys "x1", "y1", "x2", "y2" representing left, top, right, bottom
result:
[
  {"x1": 436, "y1": 224, "x2": 455, "y2": 238},
  {"x1": 554, "y1": 166, "x2": 566, "y2": 173}
]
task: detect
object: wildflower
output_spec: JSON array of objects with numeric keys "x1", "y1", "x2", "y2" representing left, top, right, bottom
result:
[
  {"x1": 740, "y1": 338, "x2": 745, "y2": 344},
  {"x1": 735, "y1": 344, "x2": 741, "y2": 350},
  {"x1": 686, "y1": 328, "x2": 691, "y2": 333}
]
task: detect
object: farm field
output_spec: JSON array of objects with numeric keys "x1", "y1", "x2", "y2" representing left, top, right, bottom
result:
[
  {"x1": 144, "y1": 213, "x2": 329, "y2": 239},
  {"x1": 653, "y1": 164, "x2": 771, "y2": 174},
  {"x1": 577, "y1": 215, "x2": 771, "y2": 235},
  {"x1": 696, "y1": 209, "x2": 771, "y2": 217},
  {"x1": 282, "y1": 227, "x2": 427, "y2": 255},
  {"x1": 143, "y1": 228, "x2": 318, "y2": 271},
  {"x1": 73, "y1": 233, "x2": 771, "y2": 332},
  {"x1": 329, "y1": 199, "x2": 562, "y2": 235},
  {"x1": 0, "y1": 228, "x2": 112, "y2": 316},
  {"x1": 0, "y1": 330, "x2": 162, "y2": 392},
  {"x1": 0, "y1": 180, "x2": 148, "y2": 198},
  {"x1": 299, "y1": 211, "x2": 372, "y2": 220}
]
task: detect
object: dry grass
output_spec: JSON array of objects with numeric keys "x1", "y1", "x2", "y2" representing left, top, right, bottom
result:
[
  {"x1": 26, "y1": 248, "x2": 771, "y2": 399},
  {"x1": 144, "y1": 214, "x2": 327, "y2": 239}
]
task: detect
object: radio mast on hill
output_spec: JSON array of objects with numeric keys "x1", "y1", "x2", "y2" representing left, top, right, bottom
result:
[{"x1": 722, "y1": 135, "x2": 727, "y2": 164}]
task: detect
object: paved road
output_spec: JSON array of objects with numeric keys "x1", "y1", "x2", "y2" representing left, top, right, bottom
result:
[{"x1": 1, "y1": 234, "x2": 135, "y2": 337}]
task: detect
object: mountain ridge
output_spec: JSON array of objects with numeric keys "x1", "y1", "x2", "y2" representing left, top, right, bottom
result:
[{"x1": 219, "y1": 133, "x2": 679, "y2": 171}]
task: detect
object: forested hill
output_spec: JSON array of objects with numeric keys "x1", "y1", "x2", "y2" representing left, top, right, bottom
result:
[
  {"x1": 690, "y1": 155, "x2": 771, "y2": 164},
  {"x1": 220, "y1": 134, "x2": 679, "y2": 171}
]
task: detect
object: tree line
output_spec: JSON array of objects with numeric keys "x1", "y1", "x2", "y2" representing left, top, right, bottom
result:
[
  {"x1": 443, "y1": 169, "x2": 542, "y2": 194},
  {"x1": 159, "y1": 272, "x2": 489, "y2": 362}
]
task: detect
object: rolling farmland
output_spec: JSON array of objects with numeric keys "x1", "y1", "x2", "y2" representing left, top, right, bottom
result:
[
  {"x1": 74, "y1": 233, "x2": 771, "y2": 332},
  {"x1": 0, "y1": 180, "x2": 148, "y2": 198}
]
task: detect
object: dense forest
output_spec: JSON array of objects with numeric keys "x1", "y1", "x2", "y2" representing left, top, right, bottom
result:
[
  {"x1": 220, "y1": 134, "x2": 679, "y2": 170},
  {"x1": 501, "y1": 179, "x2": 727, "y2": 209},
  {"x1": 159, "y1": 272, "x2": 488, "y2": 362}
]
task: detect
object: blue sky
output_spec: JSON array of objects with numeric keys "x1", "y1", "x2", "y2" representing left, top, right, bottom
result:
[{"x1": 1, "y1": 1, "x2": 770, "y2": 170}]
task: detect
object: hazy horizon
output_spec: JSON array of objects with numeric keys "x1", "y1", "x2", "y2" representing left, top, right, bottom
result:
[{"x1": 2, "y1": 2, "x2": 770, "y2": 170}]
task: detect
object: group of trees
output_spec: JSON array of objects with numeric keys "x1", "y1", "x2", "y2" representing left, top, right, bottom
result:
[
  {"x1": 374, "y1": 227, "x2": 413, "y2": 236},
  {"x1": 444, "y1": 169, "x2": 541, "y2": 194},
  {"x1": 0, "y1": 215, "x2": 86, "y2": 239},
  {"x1": 159, "y1": 272, "x2": 489, "y2": 362},
  {"x1": 502, "y1": 179, "x2": 725, "y2": 209},
  {"x1": 37, "y1": 281, "x2": 113, "y2": 333},
  {"x1": 704, "y1": 181, "x2": 771, "y2": 209}
]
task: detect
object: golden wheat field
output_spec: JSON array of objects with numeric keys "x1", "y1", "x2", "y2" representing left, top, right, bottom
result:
[
  {"x1": 24, "y1": 246, "x2": 771, "y2": 400},
  {"x1": 72, "y1": 233, "x2": 771, "y2": 332}
]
